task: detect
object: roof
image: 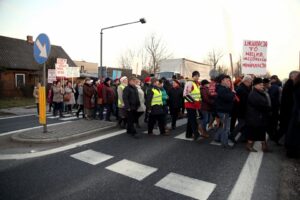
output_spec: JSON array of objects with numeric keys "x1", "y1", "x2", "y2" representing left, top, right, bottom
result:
[{"x1": 0, "y1": 35, "x2": 76, "y2": 70}]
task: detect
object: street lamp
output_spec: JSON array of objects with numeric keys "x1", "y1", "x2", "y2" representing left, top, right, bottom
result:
[{"x1": 99, "y1": 18, "x2": 146, "y2": 78}]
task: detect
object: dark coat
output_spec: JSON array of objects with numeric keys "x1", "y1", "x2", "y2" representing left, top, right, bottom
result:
[
  {"x1": 123, "y1": 84, "x2": 140, "y2": 111},
  {"x1": 236, "y1": 82, "x2": 251, "y2": 118},
  {"x1": 279, "y1": 79, "x2": 295, "y2": 133},
  {"x1": 102, "y1": 83, "x2": 115, "y2": 104},
  {"x1": 246, "y1": 88, "x2": 271, "y2": 128},
  {"x1": 285, "y1": 83, "x2": 300, "y2": 149},
  {"x1": 200, "y1": 85, "x2": 214, "y2": 112},
  {"x1": 268, "y1": 82, "x2": 281, "y2": 108},
  {"x1": 168, "y1": 86, "x2": 183, "y2": 109},
  {"x1": 146, "y1": 86, "x2": 164, "y2": 115},
  {"x1": 215, "y1": 84, "x2": 235, "y2": 114},
  {"x1": 83, "y1": 83, "x2": 96, "y2": 109}
]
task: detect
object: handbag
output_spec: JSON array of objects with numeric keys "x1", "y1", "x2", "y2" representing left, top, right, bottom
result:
[{"x1": 63, "y1": 93, "x2": 71, "y2": 102}]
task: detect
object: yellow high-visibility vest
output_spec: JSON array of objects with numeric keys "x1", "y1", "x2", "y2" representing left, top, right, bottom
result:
[
  {"x1": 151, "y1": 88, "x2": 163, "y2": 106},
  {"x1": 185, "y1": 82, "x2": 201, "y2": 102},
  {"x1": 118, "y1": 84, "x2": 125, "y2": 107}
]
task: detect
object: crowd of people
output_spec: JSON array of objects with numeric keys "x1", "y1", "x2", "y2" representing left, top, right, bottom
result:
[{"x1": 40, "y1": 69, "x2": 300, "y2": 158}]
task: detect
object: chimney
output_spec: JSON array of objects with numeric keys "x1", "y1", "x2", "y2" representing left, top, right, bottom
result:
[{"x1": 26, "y1": 35, "x2": 33, "y2": 44}]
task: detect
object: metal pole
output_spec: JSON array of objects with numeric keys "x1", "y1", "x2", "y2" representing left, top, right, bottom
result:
[
  {"x1": 229, "y1": 53, "x2": 234, "y2": 79},
  {"x1": 100, "y1": 31, "x2": 103, "y2": 78},
  {"x1": 299, "y1": 51, "x2": 300, "y2": 70},
  {"x1": 43, "y1": 63, "x2": 47, "y2": 133}
]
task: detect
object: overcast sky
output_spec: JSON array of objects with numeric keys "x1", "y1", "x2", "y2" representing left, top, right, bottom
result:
[{"x1": 0, "y1": 0, "x2": 299, "y2": 79}]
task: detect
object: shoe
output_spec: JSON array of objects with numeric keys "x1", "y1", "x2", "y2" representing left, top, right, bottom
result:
[
  {"x1": 246, "y1": 142, "x2": 257, "y2": 152},
  {"x1": 222, "y1": 144, "x2": 234, "y2": 149},
  {"x1": 200, "y1": 133, "x2": 209, "y2": 138},
  {"x1": 193, "y1": 134, "x2": 200, "y2": 141},
  {"x1": 228, "y1": 135, "x2": 237, "y2": 144},
  {"x1": 76, "y1": 113, "x2": 79, "y2": 118},
  {"x1": 262, "y1": 142, "x2": 272, "y2": 153}
]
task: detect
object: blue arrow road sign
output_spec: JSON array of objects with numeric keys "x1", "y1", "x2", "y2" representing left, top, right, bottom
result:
[{"x1": 33, "y1": 33, "x2": 51, "y2": 64}]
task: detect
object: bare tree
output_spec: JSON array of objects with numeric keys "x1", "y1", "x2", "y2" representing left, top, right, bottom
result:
[
  {"x1": 119, "y1": 49, "x2": 136, "y2": 69},
  {"x1": 205, "y1": 49, "x2": 224, "y2": 70},
  {"x1": 216, "y1": 65, "x2": 229, "y2": 75},
  {"x1": 145, "y1": 33, "x2": 172, "y2": 74}
]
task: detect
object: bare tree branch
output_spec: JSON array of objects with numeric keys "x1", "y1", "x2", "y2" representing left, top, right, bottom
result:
[{"x1": 204, "y1": 49, "x2": 224, "y2": 70}]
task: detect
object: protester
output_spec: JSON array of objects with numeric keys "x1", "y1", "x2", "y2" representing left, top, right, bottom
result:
[
  {"x1": 64, "y1": 81, "x2": 75, "y2": 115},
  {"x1": 101, "y1": 77, "x2": 114, "y2": 121},
  {"x1": 213, "y1": 74, "x2": 235, "y2": 148},
  {"x1": 169, "y1": 79, "x2": 183, "y2": 129},
  {"x1": 96, "y1": 79, "x2": 104, "y2": 120},
  {"x1": 285, "y1": 72, "x2": 300, "y2": 158},
  {"x1": 123, "y1": 77, "x2": 140, "y2": 138},
  {"x1": 83, "y1": 79, "x2": 96, "y2": 120},
  {"x1": 52, "y1": 81, "x2": 64, "y2": 118},
  {"x1": 268, "y1": 75, "x2": 282, "y2": 140},
  {"x1": 245, "y1": 77, "x2": 272, "y2": 152},
  {"x1": 278, "y1": 71, "x2": 299, "y2": 144},
  {"x1": 208, "y1": 69, "x2": 219, "y2": 129},
  {"x1": 158, "y1": 79, "x2": 170, "y2": 132},
  {"x1": 142, "y1": 76, "x2": 152, "y2": 123},
  {"x1": 47, "y1": 83, "x2": 54, "y2": 112},
  {"x1": 200, "y1": 79, "x2": 213, "y2": 136},
  {"x1": 183, "y1": 71, "x2": 201, "y2": 140},
  {"x1": 117, "y1": 76, "x2": 128, "y2": 128},
  {"x1": 76, "y1": 81, "x2": 84, "y2": 118},
  {"x1": 112, "y1": 78, "x2": 120, "y2": 120},
  {"x1": 146, "y1": 78, "x2": 167, "y2": 136},
  {"x1": 33, "y1": 82, "x2": 41, "y2": 115},
  {"x1": 135, "y1": 79, "x2": 146, "y2": 128},
  {"x1": 229, "y1": 75, "x2": 253, "y2": 143}
]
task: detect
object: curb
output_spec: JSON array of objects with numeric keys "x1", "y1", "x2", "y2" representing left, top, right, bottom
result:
[{"x1": 11, "y1": 124, "x2": 116, "y2": 144}]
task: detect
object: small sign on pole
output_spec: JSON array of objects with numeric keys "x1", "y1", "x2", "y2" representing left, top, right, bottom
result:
[
  {"x1": 48, "y1": 69, "x2": 56, "y2": 83},
  {"x1": 241, "y1": 40, "x2": 268, "y2": 75}
]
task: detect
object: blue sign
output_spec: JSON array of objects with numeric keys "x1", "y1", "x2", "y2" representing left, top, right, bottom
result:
[{"x1": 33, "y1": 33, "x2": 51, "y2": 64}]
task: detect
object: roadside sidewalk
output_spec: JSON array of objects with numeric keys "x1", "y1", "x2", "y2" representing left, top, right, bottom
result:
[
  {"x1": 0, "y1": 119, "x2": 118, "y2": 158},
  {"x1": 0, "y1": 106, "x2": 36, "y2": 116}
]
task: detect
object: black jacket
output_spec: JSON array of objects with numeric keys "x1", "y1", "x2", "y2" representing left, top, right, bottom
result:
[
  {"x1": 246, "y1": 88, "x2": 271, "y2": 128},
  {"x1": 146, "y1": 86, "x2": 164, "y2": 115},
  {"x1": 168, "y1": 86, "x2": 184, "y2": 109},
  {"x1": 215, "y1": 84, "x2": 235, "y2": 114},
  {"x1": 123, "y1": 84, "x2": 140, "y2": 111},
  {"x1": 236, "y1": 83, "x2": 251, "y2": 118},
  {"x1": 268, "y1": 82, "x2": 281, "y2": 108}
]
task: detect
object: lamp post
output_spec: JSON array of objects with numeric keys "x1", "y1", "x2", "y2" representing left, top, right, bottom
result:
[{"x1": 99, "y1": 18, "x2": 146, "y2": 78}]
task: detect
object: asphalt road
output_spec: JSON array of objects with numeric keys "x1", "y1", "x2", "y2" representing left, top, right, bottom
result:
[{"x1": 0, "y1": 121, "x2": 283, "y2": 200}]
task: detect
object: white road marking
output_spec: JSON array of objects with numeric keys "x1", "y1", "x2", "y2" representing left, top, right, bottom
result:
[
  {"x1": 106, "y1": 159, "x2": 158, "y2": 181},
  {"x1": 155, "y1": 172, "x2": 216, "y2": 200},
  {"x1": 0, "y1": 121, "x2": 72, "y2": 137},
  {"x1": 0, "y1": 114, "x2": 35, "y2": 120},
  {"x1": 59, "y1": 116, "x2": 78, "y2": 121},
  {"x1": 71, "y1": 150, "x2": 113, "y2": 165},
  {"x1": 174, "y1": 133, "x2": 194, "y2": 141},
  {"x1": 210, "y1": 141, "x2": 222, "y2": 146},
  {"x1": 0, "y1": 130, "x2": 125, "y2": 160},
  {"x1": 227, "y1": 142, "x2": 264, "y2": 200}
]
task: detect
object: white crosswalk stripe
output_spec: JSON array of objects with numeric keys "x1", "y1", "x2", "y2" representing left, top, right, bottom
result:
[
  {"x1": 174, "y1": 133, "x2": 194, "y2": 141},
  {"x1": 70, "y1": 150, "x2": 113, "y2": 165},
  {"x1": 105, "y1": 159, "x2": 158, "y2": 181},
  {"x1": 155, "y1": 172, "x2": 216, "y2": 200}
]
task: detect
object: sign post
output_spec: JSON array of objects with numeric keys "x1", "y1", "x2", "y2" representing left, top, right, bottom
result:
[{"x1": 33, "y1": 33, "x2": 51, "y2": 133}]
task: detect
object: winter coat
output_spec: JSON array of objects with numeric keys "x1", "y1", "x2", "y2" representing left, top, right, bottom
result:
[
  {"x1": 52, "y1": 85, "x2": 64, "y2": 103},
  {"x1": 77, "y1": 86, "x2": 84, "y2": 105},
  {"x1": 123, "y1": 84, "x2": 140, "y2": 111},
  {"x1": 102, "y1": 83, "x2": 115, "y2": 104},
  {"x1": 268, "y1": 82, "x2": 281, "y2": 108},
  {"x1": 136, "y1": 85, "x2": 146, "y2": 112},
  {"x1": 64, "y1": 87, "x2": 75, "y2": 105},
  {"x1": 83, "y1": 83, "x2": 96, "y2": 109},
  {"x1": 146, "y1": 86, "x2": 164, "y2": 115},
  {"x1": 33, "y1": 87, "x2": 39, "y2": 104},
  {"x1": 168, "y1": 86, "x2": 183, "y2": 109},
  {"x1": 236, "y1": 82, "x2": 251, "y2": 118},
  {"x1": 246, "y1": 88, "x2": 271, "y2": 128},
  {"x1": 285, "y1": 84, "x2": 300, "y2": 149},
  {"x1": 215, "y1": 84, "x2": 235, "y2": 114},
  {"x1": 97, "y1": 83, "x2": 104, "y2": 104},
  {"x1": 161, "y1": 88, "x2": 168, "y2": 106},
  {"x1": 142, "y1": 83, "x2": 152, "y2": 100},
  {"x1": 117, "y1": 84, "x2": 127, "y2": 108},
  {"x1": 279, "y1": 79, "x2": 295, "y2": 134},
  {"x1": 200, "y1": 85, "x2": 214, "y2": 112}
]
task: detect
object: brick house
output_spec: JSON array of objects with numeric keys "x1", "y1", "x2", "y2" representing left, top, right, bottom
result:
[{"x1": 0, "y1": 35, "x2": 76, "y2": 97}]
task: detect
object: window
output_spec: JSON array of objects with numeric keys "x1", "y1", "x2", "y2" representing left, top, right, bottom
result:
[
  {"x1": 80, "y1": 65, "x2": 85, "y2": 73},
  {"x1": 15, "y1": 73, "x2": 25, "y2": 88}
]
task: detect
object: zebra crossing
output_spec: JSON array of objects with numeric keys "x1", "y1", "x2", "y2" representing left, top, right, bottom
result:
[
  {"x1": 46, "y1": 111, "x2": 79, "y2": 121},
  {"x1": 70, "y1": 148, "x2": 217, "y2": 200}
]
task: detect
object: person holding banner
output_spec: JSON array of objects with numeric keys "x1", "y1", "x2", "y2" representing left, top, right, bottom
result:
[
  {"x1": 52, "y1": 81, "x2": 64, "y2": 118},
  {"x1": 64, "y1": 81, "x2": 75, "y2": 115},
  {"x1": 76, "y1": 81, "x2": 84, "y2": 118}
]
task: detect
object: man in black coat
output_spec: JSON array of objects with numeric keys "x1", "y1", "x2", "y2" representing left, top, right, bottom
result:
[
  {"x1": 168, "y1": 79, "x2": 183, "y2": 129},
  {"x1": 123, "y1": 77, "x2": 140, "y2": 138},
  {"x1": 229, "y1": 75, "x2": 252, "y2": 143},
  {"x1": 278, "y1": 71, "x2": 299, "y2": 143}
]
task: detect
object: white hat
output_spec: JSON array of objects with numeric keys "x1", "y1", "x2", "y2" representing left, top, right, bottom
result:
[{"x1": 120, "y1": 76, "x2": 128, "y2": 82}]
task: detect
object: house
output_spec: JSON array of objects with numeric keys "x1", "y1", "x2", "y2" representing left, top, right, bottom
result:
[{"x1": 0, "y1": 35, "x2": 76, "y2": 97}]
